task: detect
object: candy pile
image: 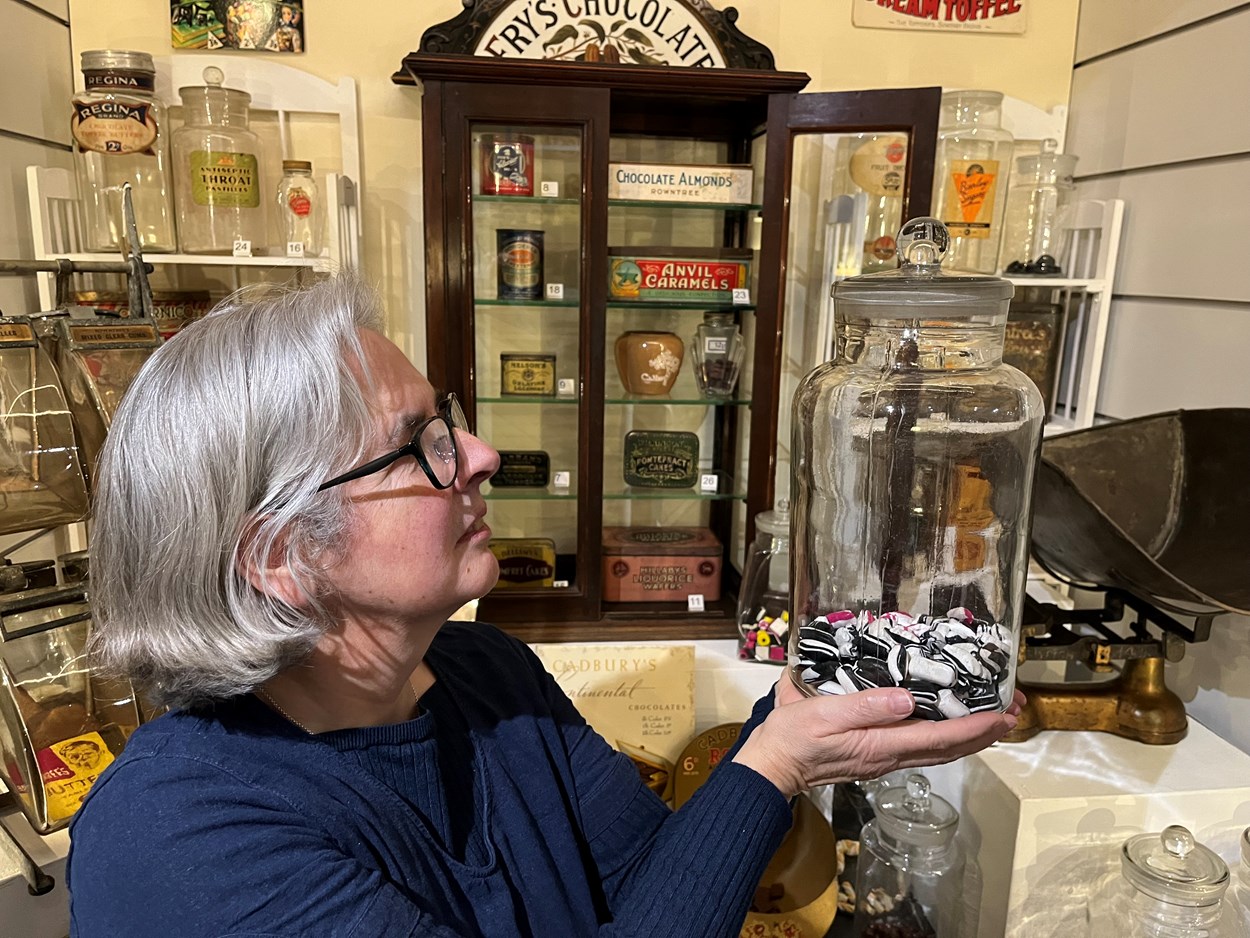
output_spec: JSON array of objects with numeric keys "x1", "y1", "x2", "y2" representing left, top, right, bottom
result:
[
  {"x1": 739, "y1": 609, "x2": 789, "y2": 664},
  {"x1": 795, "y1": 607, "x2": 1012, "y2": 720}
]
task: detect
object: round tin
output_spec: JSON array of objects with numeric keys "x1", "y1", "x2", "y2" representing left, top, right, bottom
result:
[
  {"x1": 497, "y1": 229, "x2": 544, "y2": 300},
  {"x1": 481, "y1": 133, "x2": 535, "y2": 196}
]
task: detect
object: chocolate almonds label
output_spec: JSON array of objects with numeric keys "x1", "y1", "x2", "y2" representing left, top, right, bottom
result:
[
  {"x1": 190, "y1": 150, "x2": 260, "y2": 208},
  {"x1": 72, "y1": 101, "x2": 159, "y2": 156}
]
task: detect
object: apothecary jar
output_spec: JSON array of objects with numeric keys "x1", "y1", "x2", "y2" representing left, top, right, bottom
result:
[{"x1": 789, "y1": 218, "x2": 1044, "y2": 720}]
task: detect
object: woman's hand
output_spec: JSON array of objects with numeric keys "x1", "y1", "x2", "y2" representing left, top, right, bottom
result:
[{"x1": 732, "y1": 677, "x2": 1024, "y2": 799}]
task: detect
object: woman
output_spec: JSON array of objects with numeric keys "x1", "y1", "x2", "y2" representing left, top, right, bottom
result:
[{"x1": 68, "y1": 278, "x2": 1018, "y2": 936}]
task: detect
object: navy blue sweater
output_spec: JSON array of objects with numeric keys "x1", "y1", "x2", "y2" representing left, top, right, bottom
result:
[{"x1": 67, "y1": 623, "x2": 791, "y2": 936}]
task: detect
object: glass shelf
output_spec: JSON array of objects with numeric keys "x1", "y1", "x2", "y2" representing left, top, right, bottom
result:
[
  {"x1": 483, "y1": 485, "x2": 577, "y2": 500},
  {"x1": 477, "y1": 395, "x2": 580, "y2": 405},
  {"x1": 607, "y1": 301, "x2": 756, "y2": 312},
  {"x1": 604, "y1": 473, "x2": 743, "y2": 501},
  {"x1": 609, "y1": 198, "x2": 762, "y2": 212},
  {"x1": 605, "y1": 394, "x2": 751, "y2": 406},
  {"x1": 473, "y1": 194, "x2": 581, "y2": 206},
  {"x1": 474, "y1": 298, "x2": 580, "y2": 308}
]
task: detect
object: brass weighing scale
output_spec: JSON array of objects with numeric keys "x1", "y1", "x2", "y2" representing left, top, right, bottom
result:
[{"x1": 1009, "y1": 408, "x2": 1250, "y2": 745}]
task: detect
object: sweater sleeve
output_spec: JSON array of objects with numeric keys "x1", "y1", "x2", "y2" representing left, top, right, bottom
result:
[
  {"x1": 67, "y1": 752, "x2": 472, "y2": 938},
  {"x1": 525, "y1": 648, "x2": 793, "y2": 938}
]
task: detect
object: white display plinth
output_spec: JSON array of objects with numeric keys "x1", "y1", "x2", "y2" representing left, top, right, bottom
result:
[{"x1": 926, "y1": 721, "x2": 1250, "y2": 937}]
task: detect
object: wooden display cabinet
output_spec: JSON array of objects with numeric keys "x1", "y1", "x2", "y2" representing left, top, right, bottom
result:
[{"x1": 396, "y1": 50, "x2": 938, "y2": 641}]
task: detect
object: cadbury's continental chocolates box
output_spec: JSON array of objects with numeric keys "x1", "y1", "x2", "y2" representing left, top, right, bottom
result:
[{"x1": 602, "y1": 527, "x2": 721, "y2": 603}]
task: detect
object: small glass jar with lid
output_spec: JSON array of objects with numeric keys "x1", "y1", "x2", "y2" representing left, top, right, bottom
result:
[
  {"x1": 932, "y1": 90, "x2": 1015, "y2": 274},
  {"x1": 172, "y1": 66, "x2": 266, "y2": 254},
  {"x1": 692, "y1": 312, "x2": 745, "y2": 398},
  {"x1": 276, "y1": 159, "x2": 323, "y2": 256},
  {"x1": 71, "y1": 50, "x2": 176, "y2": 253},
  {"x1": 789, "y1": 218, "x2": 1044, "y2": 720},
  {"x1": 854, "y1": 773, "x2": 965, "y2": 937},
  {"x1": 737, "y1": 500, "x2": 790, "y2": 664},
  {"x1": 1087, "y1": 825, "x2": 1243, "y2": 938},
  {"x1": 998, "y1": 140, "x2": 1079, "y2": 275}
]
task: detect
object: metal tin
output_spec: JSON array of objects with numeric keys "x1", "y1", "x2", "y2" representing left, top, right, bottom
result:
[
  {"x1": 497, "y1": 229, "x2": 544, "y2": 300},
  {"x1": 480, "y1": 133, "x2": 535, "y2": 196},
  {"x1": 500, "y1": 353, "x2": 556, "y2": 396},
  {"x1": 492, "y1": 451, "x2": 550, "y2": 488},
  {"x1": 623, "y1": 430, "x2": 699, "y2": 488},
  {"x1": 73, "y1": 290, "x2": 212, "y2": 340},
  {"x1": 608, "y1": 247, "x2": 751, "y2": 303},
  {"x1": 489, "y1": 538, "x2": 556, "y2": 589},
  {"x1": 602, "y1": 526, "x2": 722, "y2": 603}
]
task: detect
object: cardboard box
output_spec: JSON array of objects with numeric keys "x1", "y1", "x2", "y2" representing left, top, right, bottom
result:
[
  {"x1": 608, "y1": 247, "x2": 751, "y2": 304},
  {"x1": 608, "y1": 161, "x2": 754, "y2": 204},
  {"x1": 602, "y1": 526, "x2": 722, "y2": 602}
]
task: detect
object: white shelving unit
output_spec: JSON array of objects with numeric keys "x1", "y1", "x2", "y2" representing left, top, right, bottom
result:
[{"x1": 27, "y1": 54, "x2": 361, "y2": 309}]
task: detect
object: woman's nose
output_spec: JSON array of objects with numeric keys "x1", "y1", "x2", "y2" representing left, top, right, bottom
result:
[{"x1": 457, "y1": 428, "x2": 500, "y2": 483}]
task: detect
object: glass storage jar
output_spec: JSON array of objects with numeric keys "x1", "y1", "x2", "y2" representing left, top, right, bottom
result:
[
  {"x1": 71, "y1": 50, "x2": 176, "y2": 253},
  {"x1": 737, "y1": 500, "x2": 791, "y2": 663},
  {"x1": 172, "y1": 66, "x2": 265, "y2": 254},
  {"x1": 276, "y1": 159, "x2": 323, "y2": 256},
  {"x1": 932, "y1": 91, "x2": 1014, "y2": 274},
  {"x1": 854, "y1": 773, "x2": 964, "y2": 937},
  {"x1": 789, "y1": 218, "x2": 1044, "y2": 720},
  {"x1": 692, "y1": 312, "x2": 745, "y2": 398},
  {"x1": 1229, "y1": 828, "x2": 1250, "y2": 935},
  {"x1": 998, "y1": 140, "x2": 1079, "y2": 275},
  {"x1": 1087, "y1": 826, "x2": 1241, "y2": 938}
]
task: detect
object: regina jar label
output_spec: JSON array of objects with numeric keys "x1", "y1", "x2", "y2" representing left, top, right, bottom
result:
[
  {"x1": 190, "y1": 150, "x2": 260, "y2": 208},
  {"x1": 71, "y1": 101, "x2": 158, "y2": 155},
  {"x1": 942, "y1": 159, "x2": 1000, "y2": 238}
]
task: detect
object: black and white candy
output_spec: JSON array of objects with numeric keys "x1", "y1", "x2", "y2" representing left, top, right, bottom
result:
[{"x1": 795, "y1": 606, "x2": 1014, "y2": 720}]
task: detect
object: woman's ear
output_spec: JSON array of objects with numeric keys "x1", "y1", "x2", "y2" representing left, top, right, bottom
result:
[{"x1": 235, "y1": 516, "x2": 307, "y2": 609}]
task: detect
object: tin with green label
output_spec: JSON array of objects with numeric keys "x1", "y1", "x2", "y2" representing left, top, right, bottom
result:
[{"x1": 623, "y1": 430, "x2": 699, "y2": 488}]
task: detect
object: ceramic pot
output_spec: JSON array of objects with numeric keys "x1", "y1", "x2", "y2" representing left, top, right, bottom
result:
[{"x1": 614, "y1": 331, "x2": 684, "y2": 395}]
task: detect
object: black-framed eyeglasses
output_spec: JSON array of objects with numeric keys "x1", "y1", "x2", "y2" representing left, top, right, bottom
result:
[{"x1": 318, "y1": 393, "x2": 468, "y2": 492}]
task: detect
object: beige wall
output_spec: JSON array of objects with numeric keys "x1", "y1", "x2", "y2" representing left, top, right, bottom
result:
[{"x1": 69, "y1": 0, "x2": 1080, "y2": 369}]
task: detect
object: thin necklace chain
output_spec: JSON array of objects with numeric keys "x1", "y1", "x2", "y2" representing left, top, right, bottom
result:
[{"x1": 256, "y1": 680, "x2": 420, "y2": 735}]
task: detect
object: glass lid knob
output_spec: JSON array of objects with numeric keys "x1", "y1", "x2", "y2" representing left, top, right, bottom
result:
[
  {"x1": 903, "y1": 772, "x2": 931, "y2": 813},
  {"x1": 1161, "y1": 825, "x2": 1195, "y2": 860},
  {"x1": 897, "y1": 217, "x2": 949, "y2": 268},
  {"x1": 203, "y1": 65, "x2": 225, "y2": 87}
]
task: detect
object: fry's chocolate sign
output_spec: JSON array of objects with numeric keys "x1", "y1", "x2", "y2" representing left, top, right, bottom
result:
[
  {"x1": 855, "y1": 0, "x2": 1027, "y2": 33},
  {"x1": 473, "y1": 0, "x2": 729, "y2": 66}
]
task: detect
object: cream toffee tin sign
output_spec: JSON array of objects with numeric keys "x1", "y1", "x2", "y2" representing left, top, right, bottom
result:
[{"x1": 472, "y1": 0, "x2": 729, "y2": 66}]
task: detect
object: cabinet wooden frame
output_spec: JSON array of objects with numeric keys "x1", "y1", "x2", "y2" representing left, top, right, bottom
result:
[{"x1": 400, "y1": 55, "x2": 939, "y2": 641}]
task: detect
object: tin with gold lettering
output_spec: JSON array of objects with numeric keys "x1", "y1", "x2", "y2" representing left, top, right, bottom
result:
[
  {"x1": 500, "y1": 353, "x2": 556, "y2": 396},
  {"x1": 602, "y1": 526, "x2": 722, "y2": 603}
]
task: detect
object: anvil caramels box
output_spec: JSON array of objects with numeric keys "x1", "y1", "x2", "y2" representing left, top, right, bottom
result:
[{"x1": 608, "y1": 247, "x2": 751, "y2": 304}]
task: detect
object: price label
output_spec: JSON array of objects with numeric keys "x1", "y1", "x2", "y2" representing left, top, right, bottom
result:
[
  {"x1": 687, "y1": 594, "x2": 706, "y2": 613},
  {"x1": 557, "y1": 378, "x2": 577, "y2": 397},
  {"x1": 700, "y1": 473, "x2": 719, "y2": 493},
  {"x1": 732, "y1": 287, "x2": 751, "y2": 305},
  {"x1": 553, "y1": 579, "x2": 569, "y2": 589},
  {"x1": 540, "y1": 180, "x2": 560, "y2": 197},
  {"x1": 232, "y1": 239, "x2": 253, "y2": 258},
  {"x1": 285, "y1": 241, "x2": 305, "y2": 258},
  {"x1": 553, "y1": 470, "x2": 571, "y2": 488},
  {"x1": 546, "y1": 282, "x2": 565, "y2": 300}
]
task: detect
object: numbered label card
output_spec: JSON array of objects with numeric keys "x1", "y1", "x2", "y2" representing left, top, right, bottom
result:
[
  {"x1": 546, "y1": 282, "x2": 565, "y2": 300},
  {"x1": 553, "y1": 470, "x2": 571, "y2": 489},
  {"x1": 687, "y1": 594, "x2": 706, "y2": 613},
  {"x1": 699, "y1": 474, "x2": 719, "y2": 493},
  {"x1": 556, "y1": 378, "x2": 577, "y2": 397},
  {"x1": 540, "y1": 181, "x2": 560, "y2": 197},
  {"x1": 232, "y1": 239, "x2": 253, "y2": 258},
  {"x1": 732, "y1": 287, "x2": 751, "y2": 305},
  {"x1": 285, "y1": 241, "x2": 305, "y2": 258}
]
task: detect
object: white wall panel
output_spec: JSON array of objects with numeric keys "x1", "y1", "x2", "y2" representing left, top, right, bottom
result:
[
  {"x1": 1068, "y1": 9, "x2": 1250, "y2": 176},
  {"x1": 18, "y1": 0, "x2": 68, "y2": 21},
  {"x1": 1075, "y1": 157, "x2": 1250, "y2": 304},
  {"x1": 1074, "y1": 0, "x2": 1244, "y2": 63},
  {"x1": 0, "y1": 0, "x2": 71, "y2": 144},
  {"x1": 1096, "y1": 297, "x2": 1250, "y2": 418}
]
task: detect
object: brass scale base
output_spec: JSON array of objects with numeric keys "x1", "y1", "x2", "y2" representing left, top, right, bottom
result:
[{"x1": 1003, "y1": 590, "x2": 1213, "y2": 746}]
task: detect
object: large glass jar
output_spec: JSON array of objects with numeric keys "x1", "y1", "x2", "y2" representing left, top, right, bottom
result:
[
  {"x1": 71, "y1": 50, "x2": 176, "y2": 253},
  {"x1": 1087, "y1": 826, "x2": 1241, "y2": 938},
  {"x1": 737, "y1": 500, "x2": 791, "y2": 664},
  {"x1": 789, "y1": 218, "x2": 1044, "y2": 720},
  {"x1": 998, "y1": 140, "x2": 1079, "y2": 275},
  {"x1": 854, "y1": 774, "x2": 965, "y2": 937},
  {"x1": 172, "y1": 66, "x2": 265, "y2": 254},
  {"x1": 932, "y1": 91, "x2": 1014, "y2": 274}
]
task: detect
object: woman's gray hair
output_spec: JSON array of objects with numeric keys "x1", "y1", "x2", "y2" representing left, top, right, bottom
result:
[{"x1": 89, "y1": 277, "x2": 384, "y2": 709}]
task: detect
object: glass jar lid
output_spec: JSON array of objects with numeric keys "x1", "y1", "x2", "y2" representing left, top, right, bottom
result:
[
  {"x1": 1014, "y1": 140, "x2": 1078, "y2": 186},
  {"x1": 282, "y1": 160, "x2": 313, "y2": 173},
  {"x1": 874, "y1": 774, "x2": 959, "y2": 849},
  {"x1": 754, "y1": 499, "x2": 790, "y2": 538},
  {"x1": 179, "y1": 65, "x2": 252, "y2": 111},
  {"x1": 81, "y1": 49, "x2": 155, "y2": 75},
  {"x1": 1121, "y1": 825, "x2": 1230, "y2": 906},
  {"x1": 833, "y1": 217, "x2": 1014, "y2": 315}
]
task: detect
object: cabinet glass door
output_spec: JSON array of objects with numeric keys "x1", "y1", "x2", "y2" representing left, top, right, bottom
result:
[{"x1": 760, "y1": 89, "x2": 941, "y2": 508}]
